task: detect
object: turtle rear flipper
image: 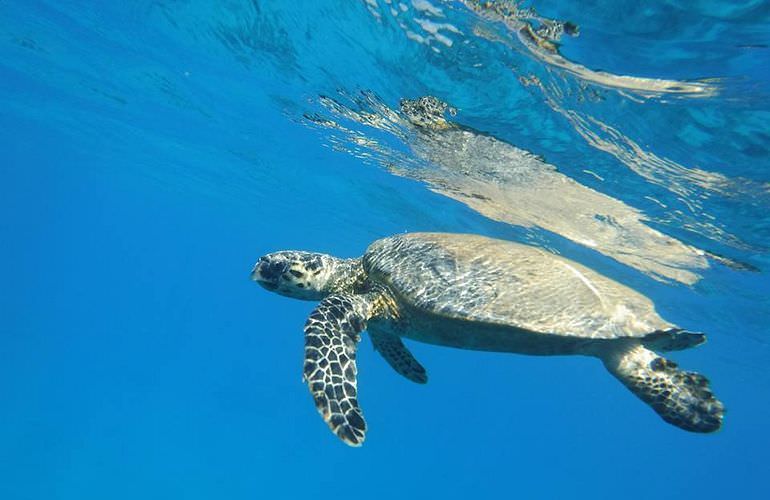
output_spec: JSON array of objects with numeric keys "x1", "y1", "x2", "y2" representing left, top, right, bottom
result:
[
  {"x1": 303, "y1": 294, "x2": 372, "y2": 446},
  {"x1": 602, "y1": 343, "x2": 724, "y2": 433}
]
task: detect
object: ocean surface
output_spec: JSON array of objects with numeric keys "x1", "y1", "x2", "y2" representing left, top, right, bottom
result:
[{"x1": 1, "y1": 1, "x2": 769, "y2": 498}]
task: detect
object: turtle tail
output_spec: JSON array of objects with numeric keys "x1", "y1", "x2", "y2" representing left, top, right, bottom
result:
[{"x1": 601, "y1": 342, "x2": 724, "y2": 433}]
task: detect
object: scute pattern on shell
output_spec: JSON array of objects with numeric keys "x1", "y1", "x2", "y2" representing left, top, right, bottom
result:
[{"x1": 363, "y1": 233, "x2": 671, "y2": 339}]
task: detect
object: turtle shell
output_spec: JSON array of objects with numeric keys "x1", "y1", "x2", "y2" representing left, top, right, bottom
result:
[{"x1": 362, "y1": 233, "x2": 671, "y2": 339}]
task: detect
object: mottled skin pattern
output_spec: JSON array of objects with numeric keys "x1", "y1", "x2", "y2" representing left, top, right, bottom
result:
[
  {"x1": 369, "y1": 329, "x2": 428, "y2": 384},
  {"x1": 253, "y1": 233, "x2": 724, "y2": 445},
  {"x1": 303, "y1": 294, "x2": 370, "y2": 446},
  {"x1": 602, "y1": 343, "x2": 723, "y2": 432}
]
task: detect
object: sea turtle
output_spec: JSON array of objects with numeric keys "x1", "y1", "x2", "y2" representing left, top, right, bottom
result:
[{"x1": 252, "y1": 232, "x2": 724, "y2": 446}]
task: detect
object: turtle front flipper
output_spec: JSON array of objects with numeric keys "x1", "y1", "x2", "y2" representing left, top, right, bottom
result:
[
  {"x1": 303, "y1": 294, "x2": 371, "y2": 446},
  {"x1": 370, "y1": 329, "x2": 428, "y2": 384}
]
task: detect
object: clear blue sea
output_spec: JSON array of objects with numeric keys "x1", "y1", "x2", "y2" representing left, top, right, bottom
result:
[{"x1": 1, "y1": 1, "x2": 769, "y2": 498}]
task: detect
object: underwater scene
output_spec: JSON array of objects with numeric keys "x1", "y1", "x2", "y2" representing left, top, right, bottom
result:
[{"x1": 1, "y1": 0, "x2": 769, "y2": 498}]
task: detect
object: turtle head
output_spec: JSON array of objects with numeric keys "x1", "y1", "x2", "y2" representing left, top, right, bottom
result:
[{"x1": 251, "y1": 251, "x2": 339, "y2": 300}]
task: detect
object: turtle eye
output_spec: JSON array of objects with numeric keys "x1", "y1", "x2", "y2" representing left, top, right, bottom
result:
[{"x1": 289, "y1": 269, "x2": 304, "y2": 278}]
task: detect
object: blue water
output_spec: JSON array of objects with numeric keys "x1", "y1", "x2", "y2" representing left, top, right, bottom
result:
[{"x1": 1, "y1": 1, "x2": 769, "y2": 498}]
